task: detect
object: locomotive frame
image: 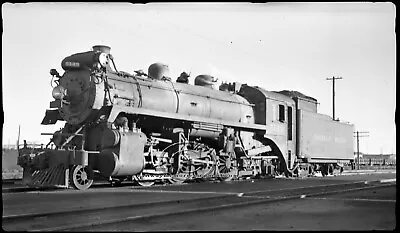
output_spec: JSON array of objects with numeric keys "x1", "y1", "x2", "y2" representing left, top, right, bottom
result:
[{"x1": 17, "y1": 45, "x2": 355, "y2": 190}]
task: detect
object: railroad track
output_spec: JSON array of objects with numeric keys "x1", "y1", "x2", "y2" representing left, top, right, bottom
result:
[
  {"x1": 1, "y1": 178, "x2": 22, "y2": 184},
  {"x1": 2, "y1": 179, "x2": 395, "y2": 231},
  {"x1": 2, "y1": 168, "x2": 396, "y2": 189}
]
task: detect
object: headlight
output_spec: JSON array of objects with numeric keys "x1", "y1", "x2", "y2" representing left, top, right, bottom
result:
[
  {"x1": 97, "y1": 52, "x2": 108, "y2": 67},
  {"x1": 52, "y1": 85, "x2": 67, "y2": 100}
]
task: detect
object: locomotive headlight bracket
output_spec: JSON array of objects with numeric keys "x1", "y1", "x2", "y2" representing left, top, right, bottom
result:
[{"x1": 96, "y1": 52, "x2": 109, "y2": 67}]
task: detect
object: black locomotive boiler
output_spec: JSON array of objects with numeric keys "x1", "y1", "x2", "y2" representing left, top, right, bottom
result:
[{"x1": 17, "y1": 45, "x2": 354, "y2": 189}]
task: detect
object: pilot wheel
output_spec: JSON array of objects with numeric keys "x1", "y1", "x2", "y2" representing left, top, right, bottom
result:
[{"x1": 70, "y1": 165, "x2": 94, "y2": 190}]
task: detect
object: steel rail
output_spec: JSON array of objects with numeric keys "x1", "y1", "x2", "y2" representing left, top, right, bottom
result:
[
  {"x1": 2, "y1": 168, "x2": 396, "y2": 191},
  {"x1": 2, "y1": 193, "x2": 235, "y2": 222},
  {"x1": 2, "y1": 180, "x2": 395, "y2": 231},
  {"x1": 2, "y1": 178, "x2": 22, "y2": 184},
  {"x1": 50, "y1": 183, "x2": 396, "y2": 232}
]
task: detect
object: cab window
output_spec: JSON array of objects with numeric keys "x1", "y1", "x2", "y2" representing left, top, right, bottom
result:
[
  {"x1": 288, "y1": 106, "x2": 293, "y2": 140},
  {"x1": 278, "y1": 104, "x2": 285, "y2": 122}
]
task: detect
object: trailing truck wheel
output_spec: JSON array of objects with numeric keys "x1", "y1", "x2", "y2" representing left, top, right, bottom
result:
[
  {"x1": 328, "y1": 164, "x2": 334, "y2": 175},
  {"x1": 308, "y1": 164, "x2": 315, "y2": 176},
  {"x1": 297, "y1": 165, "x2": 309, "y2": 178},
  {"x1": 321, "y1": 164, "x2": 329, "y2": 177},
  {"x1": 217, "y1": 154, "x2": 238, "y2": 181},
  {"x1": 70, "y1": 165, "x2": 94, "y2": 190}
]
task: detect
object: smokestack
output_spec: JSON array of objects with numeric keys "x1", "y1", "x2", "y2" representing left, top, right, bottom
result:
[{"x1": 92, "y1": 45, "x2": 111, "y2": 54}]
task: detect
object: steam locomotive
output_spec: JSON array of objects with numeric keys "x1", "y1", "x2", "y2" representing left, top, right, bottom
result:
[{"x1": 17, "y1": 45, "x2": 354, "y2": 190}]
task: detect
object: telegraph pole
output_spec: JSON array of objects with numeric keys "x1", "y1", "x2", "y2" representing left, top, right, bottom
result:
[
  {"x1": 326, "y1": 76, "x2": 342, "y2": 121},
  {"x1": 353, "y1": 131, "x2": 369, "y2": 170}
]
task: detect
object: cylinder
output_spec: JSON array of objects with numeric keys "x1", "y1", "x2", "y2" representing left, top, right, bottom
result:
[
  {"x1": 101, "y1": 129, "x2": 121, "y2": 148},
  {"x1": 97, "y1": 149, "x2": 118, "y2": 177},
  {"x1": 97, "y1": 132, "x2": 147, "y2": 177}
]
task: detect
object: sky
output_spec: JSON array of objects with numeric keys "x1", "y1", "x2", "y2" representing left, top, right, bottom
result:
[{"x1": 2, "y1": 2, "x2": 396, "y2": 154}]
